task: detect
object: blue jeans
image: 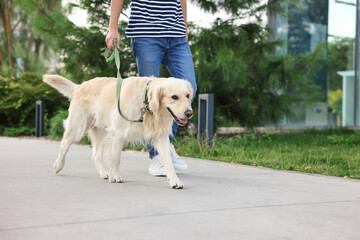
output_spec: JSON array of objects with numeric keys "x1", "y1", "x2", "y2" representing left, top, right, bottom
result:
[{"x1": 131, "y1": 37, "x2": 197, "y2": 159}]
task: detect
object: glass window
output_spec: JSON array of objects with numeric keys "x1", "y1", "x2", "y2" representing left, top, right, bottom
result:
[{"x1": 269, "y1": 0, "x2": 357, "y2": 127}]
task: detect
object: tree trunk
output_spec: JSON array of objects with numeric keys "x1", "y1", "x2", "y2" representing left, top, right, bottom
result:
[
  {"x1": 0, "y1": 48, "x2": 5, "y2": 66},
  {"x1": 24, "y1": 34, "x2": 35, "y2": 71},
  {"x1": 49, "y1": 0, "x2": 57, "y2": 11},
  {"x1": 35, "y1": 39, "x2": 42, "y2": 57},
  {"x1": 0, "y1": 3, "x2": 7, "y2": 66},
  {"x1": 4, "y1": 1, "x2": 14, "y2": 67}
]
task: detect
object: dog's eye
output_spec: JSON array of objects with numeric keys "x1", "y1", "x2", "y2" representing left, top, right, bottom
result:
[
  {"x1": 171, "y1": 95, "x2": 179, "y2": 100},
  {"x1": 186, "y1": 94, "x2": 190, "y2": 99}
]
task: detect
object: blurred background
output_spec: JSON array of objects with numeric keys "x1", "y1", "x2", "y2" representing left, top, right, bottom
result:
[{"x1": 1, "y1": 0, "x2": 359, "y2": 137}]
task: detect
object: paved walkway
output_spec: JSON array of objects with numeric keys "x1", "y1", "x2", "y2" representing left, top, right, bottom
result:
[{"x1": 0, "y1": 137, "x2": 359, "y2": 240}]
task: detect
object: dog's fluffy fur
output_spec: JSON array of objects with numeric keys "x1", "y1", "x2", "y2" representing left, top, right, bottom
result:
[{"x1": 43, "y1": 75, "x2": 193, "y2": 189}]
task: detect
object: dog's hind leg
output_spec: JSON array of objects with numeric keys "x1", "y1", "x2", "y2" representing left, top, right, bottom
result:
[
  {"x1": 88, "y1": 127, "x2": 108, "y2": 179},
  {"x1": 154, "y1": 136, "x2": 183, "y2": 189},
  {"x1": 53, "y1": 110, "x2": 87, "y2": 174},
  {"x1": 108, "y1": 131, "x2": 124, "y2": 183},
  {"x1": 53, "y1": 128, "x2": 76, "y2": 174}
]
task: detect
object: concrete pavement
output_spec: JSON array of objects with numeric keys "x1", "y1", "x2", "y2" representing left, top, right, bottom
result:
[{"x1": 0, "y1": 136, "x2": 359, "y2": 240}]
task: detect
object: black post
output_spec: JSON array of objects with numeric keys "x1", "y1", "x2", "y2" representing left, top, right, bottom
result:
[
  {"x1": 35, "y1": 100, "x2": 45, "y2": 137},
  {"x1": 198, "y1": 94, "x2": 214, "y2": 146}
]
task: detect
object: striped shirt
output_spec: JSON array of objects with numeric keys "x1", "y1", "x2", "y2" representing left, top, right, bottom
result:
[{"x1": 125, "y1": 0, "x2": 186, "y2": 38}]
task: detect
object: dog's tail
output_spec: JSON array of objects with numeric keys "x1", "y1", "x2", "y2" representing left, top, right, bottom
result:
[{"x1": 43, "y1": 74, "x2": 78, "y2": 99}]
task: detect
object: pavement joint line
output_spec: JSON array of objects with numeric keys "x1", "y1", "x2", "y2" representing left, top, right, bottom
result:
[{"x1": 1, "y1": 199, "x2": 358, "y2": 233}]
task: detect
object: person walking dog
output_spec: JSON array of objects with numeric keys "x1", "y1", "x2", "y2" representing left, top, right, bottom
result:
[{"x1": 105, "y1": 0, "x2": 197, "y2": 176}]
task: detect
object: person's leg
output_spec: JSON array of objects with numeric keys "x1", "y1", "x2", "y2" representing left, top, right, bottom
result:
[
  {"x1": 131, "y1": 37, "x2": 197, "y2": 173},
  {"x1": 162, "y1": 37, "x2": 197, "y2": 94},
  {"x1": 161, "y1": 37, "x2": 197, "y2": 142},
  {"x1": 131, "y1": 37, "x2": 164, "y2": 78},
  {"x1": 131, "y1": 37, "x2": 165, "y2": 159},
  {"x1": 159, "y1": 37, "x2": 197, "y2": 170}
]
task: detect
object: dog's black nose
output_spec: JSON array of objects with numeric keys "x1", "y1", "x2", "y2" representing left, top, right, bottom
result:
[{"x1": 185, "y1": 109, "x2": 193, "y2": 119}]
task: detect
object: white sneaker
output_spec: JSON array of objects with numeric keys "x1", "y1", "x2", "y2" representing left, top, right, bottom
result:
[
  {"x1": 148, "y1": 144, "x2": 187, "y2": 176},
  {"x1": 149, "y1": 155, "x2": 165, "y2": 176},
  {"x1": 170, "y1": 143, "x2": 187, "y2": 171}
]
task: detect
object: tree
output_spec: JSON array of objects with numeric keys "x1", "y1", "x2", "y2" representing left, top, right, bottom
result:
[
  {"x1": 190, "y1": 18, "x2": 324, "y2": 128},
  {"x1": 22, "y1": 0, "x2": 134, "y2": 81},
  {"x1": 0, "y1": 0, "x2": 60, "y2": 71},
  {"x1": 327, "y1": 38, "x2": 354, "y2": 120},
  {"x1": 328, "y1": 38, "x2": 354, "y2": 91},
  {"x1": 190, "y1": 0, "x2": 288, "y2": 20},
  {"x1": 0, "y1": 0, "x2": 20, "y2": 67}
]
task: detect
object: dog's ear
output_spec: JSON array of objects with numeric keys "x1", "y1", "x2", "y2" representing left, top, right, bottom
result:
[
  {"x1": 187, "y1": 81, "x2": 194, "y2": 99},
  {"x1": 148, "y1": 86, "x2": 163, "y2": 112}
]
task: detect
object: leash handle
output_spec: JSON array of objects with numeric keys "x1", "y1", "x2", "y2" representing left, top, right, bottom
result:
[{"x1": 104, "y1": 39, "x2": 144, "y2": 122}]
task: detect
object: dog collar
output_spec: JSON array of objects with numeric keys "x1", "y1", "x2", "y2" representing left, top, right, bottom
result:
[{"x1": 140, "y1": 80, "x2": 153, "y2": 120}]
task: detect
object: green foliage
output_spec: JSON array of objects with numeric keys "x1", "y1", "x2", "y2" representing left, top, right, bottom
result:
[
  {"x1": 328, "y1": 89, "x2": 342, "y2": 114},
  {"x1": 328, "y1": 38, "x2": 354, "y2": 91},
  {"x1": 327, "y1": 133, "x2": 360, "y2": 145},
  {"x1": 191, "y1": 19, "x2": 324, "y2": 128},
  {"x1": 23, "y1": 1, "x2": 135, "y2": 82},
  {"x1": 191, "y1": 0, "x2": 290, "y2": 21},
  {"x1": 49, "y1": 109, "x2": 68, "y2": 140},
  {"x1": 68, "y1": 0, "x2": 130, "y2": 28},
  {"x1": 1, "y1": 0, "x2": 62, "y2": 71},
  {"x1": 1, "y1": 126, "x2": 35, "y2": 137},
  {"x1": 48, "y1": 108, "x2": 91, "y2": 145},
  {"x1": 0, "y1": 71, "x2": 68, "y2": 128}
]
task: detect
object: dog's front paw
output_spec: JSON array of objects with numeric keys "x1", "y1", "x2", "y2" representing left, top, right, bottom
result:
[
  {"x1": 99, "y1": 171, "x2": 109, "y2": 179},
  {"x1": 53, "y1": 160, "x2": 64, "y2": 174},
  {"x1": 167, "y1": 176, "x2": 184, "y2": 189},
  {"x1": 108, "y1": 174, "x2": 123, "y2": 183}
]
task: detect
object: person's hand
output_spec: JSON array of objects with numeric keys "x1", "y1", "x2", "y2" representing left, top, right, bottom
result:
[{"x1": 105, "y1": 30, "x2": 121, "y2": 49}]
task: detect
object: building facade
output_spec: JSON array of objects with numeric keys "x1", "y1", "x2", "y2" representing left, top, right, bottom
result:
[{"x1": 268, "y1": 0, "x2": 359, "y2": 127}]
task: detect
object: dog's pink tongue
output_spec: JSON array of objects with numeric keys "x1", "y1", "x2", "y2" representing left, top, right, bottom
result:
[{"x1": 178, "y1": 118, "x2": 188, "y2": 125}]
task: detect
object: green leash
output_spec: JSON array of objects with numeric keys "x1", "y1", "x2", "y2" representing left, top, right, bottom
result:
[{"x1": 104, "y1": 39, "x2": 151, "y2": 122}]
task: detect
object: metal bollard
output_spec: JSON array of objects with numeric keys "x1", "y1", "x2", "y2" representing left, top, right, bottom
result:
[
  {"x1": 35, "y1": 100, "x2": 45, "y2": 137},
  {"x1": 198, "y1": 94, "x2": 214, "y2": 146}
]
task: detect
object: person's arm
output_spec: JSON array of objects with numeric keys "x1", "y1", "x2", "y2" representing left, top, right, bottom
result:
[
  {"x1": 105, "y1": 0, "x2": 124, "y2": 49},
  {"x1": 180, "y1": 0, "x2": 188, "y2": 41}
]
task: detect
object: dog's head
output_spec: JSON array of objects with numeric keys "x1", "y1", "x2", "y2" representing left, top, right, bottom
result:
[{"x1": 148, "y1": 78, "x2": 193, "y2": 126}]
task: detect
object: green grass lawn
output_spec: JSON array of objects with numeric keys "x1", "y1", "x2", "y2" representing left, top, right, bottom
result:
[{"x1": 172, "y1": 128, "x2": 360, "y2": 179}]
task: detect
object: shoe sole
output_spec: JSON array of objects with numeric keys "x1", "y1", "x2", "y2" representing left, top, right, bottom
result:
[
  {"x1": 149, "y1": 169, "x2": 166, "y2": 177},
  {"x1": 173, "y1": 164, "x2": 187, "y2": 171}
]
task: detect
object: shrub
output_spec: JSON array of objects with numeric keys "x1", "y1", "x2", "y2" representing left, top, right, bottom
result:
[
  {"x1": 0, "y1": 71, "x2": 69, "y2": 129},
  {"x1": 49, "y1": 109, "x2": 68, "y2": 140},
  {"x1": 2, "y1": 126, "x2": 35, "y2": 136},
  {"x1": 48, "y1": 109, "x2": 92, "y2": 144}
]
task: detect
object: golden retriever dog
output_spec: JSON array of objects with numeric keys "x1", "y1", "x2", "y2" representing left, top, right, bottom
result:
[{"x1": 43, "y1": 75, "x2": 193, "y2": 189}]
